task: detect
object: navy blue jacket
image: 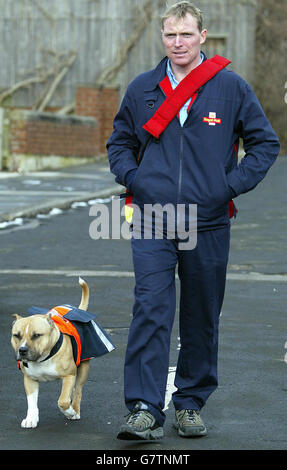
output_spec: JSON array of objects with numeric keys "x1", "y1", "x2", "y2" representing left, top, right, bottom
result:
[{"x1": 107, "y1": 55, "x2": 280, "y2": 229}]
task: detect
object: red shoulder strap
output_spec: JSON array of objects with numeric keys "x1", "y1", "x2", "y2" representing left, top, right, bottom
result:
[
  {"x1": 160, "y1": 75, "x2": 173, "y2": 97},
  {"x1": 143, "y1": 55, "x2": 231, "y2": 138}
]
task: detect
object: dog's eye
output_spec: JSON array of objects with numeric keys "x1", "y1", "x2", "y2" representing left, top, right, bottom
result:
[
  {"x1": 13, "y1": 333, "x2": 21, "y2": 340},
  {"x1": 32, "y1": 333, "x2": 42, "y2": 340}
]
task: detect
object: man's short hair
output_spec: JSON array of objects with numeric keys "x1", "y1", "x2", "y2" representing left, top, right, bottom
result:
[{"x1": 161, "y1": 1, "x2": 203, "y2": 32}]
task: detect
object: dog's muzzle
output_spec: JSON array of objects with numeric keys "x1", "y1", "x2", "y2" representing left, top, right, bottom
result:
[
  {"x1": 17, "y1": 346, "x2": 39, "y2": 362},
  {"x1": 18, "y1": 346, "x2": 29, "y2": 358}
]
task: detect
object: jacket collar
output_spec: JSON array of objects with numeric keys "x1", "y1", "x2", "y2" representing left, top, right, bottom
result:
[{"x1": 143, "y1": 57, "x2": 168, "y2": 92}]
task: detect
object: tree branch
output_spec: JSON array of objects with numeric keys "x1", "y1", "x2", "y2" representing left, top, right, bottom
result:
[
  {"x1": 95, "y1": 0, "x2": 163, "y2": 87},
  {"x1": 36, "y1": 53, "x2": 76, "y2": 111}
]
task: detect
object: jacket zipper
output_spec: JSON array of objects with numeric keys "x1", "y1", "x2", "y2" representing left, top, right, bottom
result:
[
  {"x1": 159, "y1": 81, "x2": 183, "y2": 202},
  {"x1": 158, "y1": 83, "x2": 198, "y2": 205},
  {"x1": 177, "y1": 130, "x2": 184, "y2": 203},
  {"x1": 176, "y1": 92, "x2": 199, "y2": 204}
]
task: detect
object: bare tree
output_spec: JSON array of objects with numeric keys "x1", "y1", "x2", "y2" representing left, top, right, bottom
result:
[{"x1": 254, "y1": 0, "x2": 287, "y2": 152}]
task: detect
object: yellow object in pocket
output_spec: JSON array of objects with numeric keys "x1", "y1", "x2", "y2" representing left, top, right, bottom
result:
[{"x1": 125, "y1": 204, "x2": 134, "y2": 223}]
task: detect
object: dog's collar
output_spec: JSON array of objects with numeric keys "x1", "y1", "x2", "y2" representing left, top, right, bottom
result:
[{"x1": 22, "y1": 332, "x2": 64, "y2": 368}]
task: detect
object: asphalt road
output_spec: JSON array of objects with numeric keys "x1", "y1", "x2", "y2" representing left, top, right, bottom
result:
[{"x1": 0, "y1": 158, "x2": 287, "y2": 454}]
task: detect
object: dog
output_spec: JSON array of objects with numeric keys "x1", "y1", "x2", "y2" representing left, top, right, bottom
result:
[{"x1": 11, "y1": 277, "x2": 114, "y2": 428}]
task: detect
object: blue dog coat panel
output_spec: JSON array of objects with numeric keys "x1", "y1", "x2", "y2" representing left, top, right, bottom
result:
[{"x1": 28, "y1": 305, "x2": 115, "y2": 364}]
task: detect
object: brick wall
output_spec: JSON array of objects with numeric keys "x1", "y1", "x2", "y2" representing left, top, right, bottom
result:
[
  {"x1": 5, "y1": 86, "x2": 119, "y2": 171},
  {"x1": 75, "y1": 87, "x2": 119, "y2": 154},
  {"x1": 9, "y1": 110, "x2": 98, "y2": 168}
]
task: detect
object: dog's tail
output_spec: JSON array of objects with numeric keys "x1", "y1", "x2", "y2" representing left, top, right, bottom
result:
[{"x1": 78, "y1": 277, "x2": 89, "y2": 311}]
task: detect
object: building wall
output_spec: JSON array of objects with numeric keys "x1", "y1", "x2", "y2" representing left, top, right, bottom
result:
[
  {"x1": 0, "y1": 0, "x2": 257, "y2": 108},
  {"x1": 0, "y1": 0, "x2": 257, "y2": 170}
]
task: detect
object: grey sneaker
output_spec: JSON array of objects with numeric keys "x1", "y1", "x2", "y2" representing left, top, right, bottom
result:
[
  {"x1": 174, "y1": 409, "x2": 207, "y2": 437},
  {"x1": 117, "y1": 402, "x2": 164, "y2": 440}
]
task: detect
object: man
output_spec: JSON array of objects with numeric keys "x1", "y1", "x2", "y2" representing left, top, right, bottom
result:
[{"x1": 107, "y1": 1, "x2": 280, "y2": 440}]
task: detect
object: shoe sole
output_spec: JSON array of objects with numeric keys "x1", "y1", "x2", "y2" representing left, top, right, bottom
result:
[
  {"x1": 174, "y1": 422, "x2": 207, "y2": 437},
  {"x1": 117, "y1": 425, "x2": 164, "y2": 441}
]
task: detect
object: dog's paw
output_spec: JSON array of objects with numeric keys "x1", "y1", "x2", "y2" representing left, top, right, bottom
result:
[
  {"x1": 21, "y1": 412, "x2": 39, "y2": 428},
  {"x1": 59, "y1": 404, "x2": 80, "y2": 420}
]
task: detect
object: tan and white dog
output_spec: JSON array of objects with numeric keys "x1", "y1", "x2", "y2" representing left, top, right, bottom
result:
[{"x1": 11, "y1": 278, "x2": 91, "y2": 428}]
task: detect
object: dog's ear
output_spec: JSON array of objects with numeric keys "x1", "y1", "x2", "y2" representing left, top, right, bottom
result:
[{"x1": 12, "y1": 313, "x2": 22, "y2": 323}]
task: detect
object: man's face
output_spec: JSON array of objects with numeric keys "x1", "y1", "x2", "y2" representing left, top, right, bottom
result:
[{"x1": 162, "y1": 13, "x2": 207, "y2": 72}]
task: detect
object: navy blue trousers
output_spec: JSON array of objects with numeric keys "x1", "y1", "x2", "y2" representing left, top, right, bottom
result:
[{"x1": 124, "y1": 227, "x2": 230, "y2": 426}]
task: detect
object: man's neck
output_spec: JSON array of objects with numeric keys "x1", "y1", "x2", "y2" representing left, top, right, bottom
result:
[{"x1": 170, "y1": 53, "x2": 203, "y2": 82}]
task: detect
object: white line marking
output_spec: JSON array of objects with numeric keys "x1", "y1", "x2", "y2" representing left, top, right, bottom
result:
[
  {"x1": 0, "y1": 269, "x2": 134, "y2": 277},
  {"x1": 0, "y1": 269, "x2": 287, "y2": 282},
  {"x1": 164, "y1": 367, "x2": 177, "y2": 411},
  {"x1": 226, "y1": 272, "x2": 287, "y2": 282},
  {"x1": 0, "y1": 191, "x2": 87, "y2": 196}
]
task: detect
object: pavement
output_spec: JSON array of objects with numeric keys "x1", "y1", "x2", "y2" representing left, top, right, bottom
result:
[{"x1": 0, "y1": 157, "x2": 123, "y2": 225}]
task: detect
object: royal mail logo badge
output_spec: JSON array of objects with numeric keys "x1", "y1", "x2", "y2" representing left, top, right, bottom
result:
[{"x1": 203, "y1": 112, "x2": 222, "y2": 126}]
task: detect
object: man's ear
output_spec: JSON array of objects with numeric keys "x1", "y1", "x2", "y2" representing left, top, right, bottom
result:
[{"x1": 200, "y1": 29, "x2": 207, "y2": 45}]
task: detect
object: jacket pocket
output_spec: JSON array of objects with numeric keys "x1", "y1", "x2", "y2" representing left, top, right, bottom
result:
[
  {"x1": 131, "y1": 135, "x2": 154, "y2": 194},
  {"x1": 143, "y1": 92, "x2": 161, "y2": 121},
  {"x1": 224, "y1": 162, "x2": 236, "y2": 199},
  {"x1": 222, "y1": 171, "x2": 233, "y2": 203},
  {"x1": 212, "y1": 168, "x2": 233, "y2": 207},
  {"x1": 130, "y1": 166, "x2": 140, "y2": 193},
  {"x1": 144, "y1": 92, "x2": 159, "y2": 109}
]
